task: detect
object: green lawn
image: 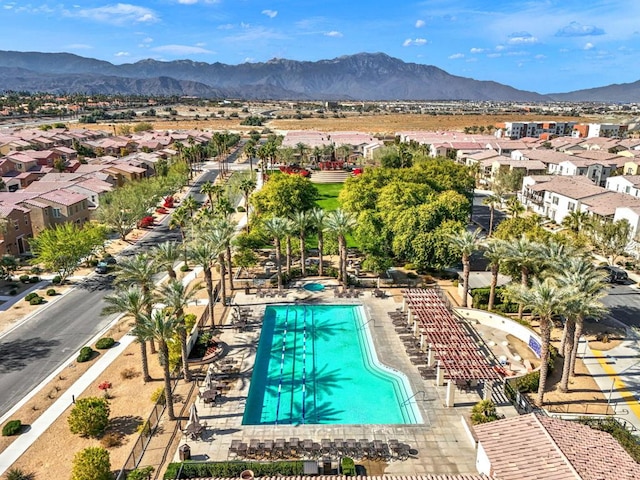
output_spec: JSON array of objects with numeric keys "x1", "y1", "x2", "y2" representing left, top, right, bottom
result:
[{"x1": 314, "y1": 182, "x2": 344, "y2": 211}]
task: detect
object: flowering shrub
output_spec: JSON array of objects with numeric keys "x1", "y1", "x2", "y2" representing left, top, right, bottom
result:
[{"x1": 137, "y1": 216, "x2": 155, "y2": 228}]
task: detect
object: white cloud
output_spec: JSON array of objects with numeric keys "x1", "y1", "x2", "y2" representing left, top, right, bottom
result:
[
  {"x1": 262, "y1": 9, "x2": 278, "y2": 18},
  {"x1": 66, "y1": 43, "x2": 92, "y2": 50},
  {"x1": 114, "y1": 51, "x2": 130, "y2": 57},
  {"x1": 324, "y1": 31, "x2": 343, "y2": 38},
  {"x1": 556, "y1": 21, "x2": 604, "y2": 37},
  {"x1": 152, "y1": 44, "x2": 214, "y2": 55},
  {"x1": 507, "y1": 32, "x2": 538, "y2": 45},
  {"x1": 449, "y1": 53, "x2": 464, "y2": 59},
  {"x1": 415, "y1": 19, "x2": 425, "y2": 28},
  {"x1": 402, "y1": 38, "x2": 427, "y2": 47},
  {"x1": 73, "y1": 3, "x2": 159, "y2": 25},
  {"x1": 584, "y1": 42, "x2": 594, "y2": 50},
  {"x1": 195, "y1": 42, "x2": 207, "y2": 47},
  {"x1": 218, "y1": 23, "x2": 234, "y2": 30},
  {"x1": 470, "y1": 47, "x2": 484, "y2": 54},
  {"x1": 244, "y1": 57, "x2": 255, "y2": 63},
  {"x1": 535, "y1": 54, "x2": 546, "y2": 59}
]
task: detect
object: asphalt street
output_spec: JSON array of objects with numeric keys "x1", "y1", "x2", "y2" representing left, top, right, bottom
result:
[
  {"x1": 0, "y1": 167, "x2": 220, "y2": 417},
  {"x1": 601, "y1": 282, "x2": 640, "y2": 330}
]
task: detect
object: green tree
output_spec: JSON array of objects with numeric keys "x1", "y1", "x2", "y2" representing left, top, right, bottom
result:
[
  {"x1": 251, "y1": 174, "x2": 318, "y2": 217},
  {"x1": 561, "y1": 210, "x2": 590, "y2": 233},
  {"x1": 189, "y1": 239, "x2": 219, "y2": 327},
  {"x1": 71, "y1": 447, "x2": 112, "y2": 480},
  {"x1": 29, "y1": 222, "x2": 106, "y2": 282},
  {"x1": 133, "y1": 311, "x2": 179, "y2": 419},
  {"x1": 326, "y1": 209, "x2": 357, "y2": 287},
  {"x1": 310, "y1": 208, "x2": 328, "y2": 276},
  {"x1": 263, "y1": 216, "x2": 289, "y2": 290},
  {"x1": 168, "y1": 206, "x2": 191, "y2": 265},
  {"x1": 482, "y1": 194, "x2": 501, "y2": 236},
  {"x1": 502, "y1": 236, "x2": 545, "y2": 320},
  {"x1": 152, "y1": 241, "x2": 181, "y2": 280},
  {"x1": 470, "y1": 399, "x2": 500, "y2": 425},
  {"x1": 156, "y1": 279, "x2": 201, "y2": 382},
  {"x1": 448, "y1": 228, "x2": 483, "y2": 308},
  {"x1": 238, "y1": 178, "x2": 257, "y2": 231},
  {"x1": 589, "y1": 219, "x2": 632, "y2": 265},
  {"x1": 482, "y1": 238, "x2": 507, "y2": 311},
  {"x1": 102, "y1": 285, "x2": 153, "y2": 382},
  {"x1": 506, "y1": 278, "x2": 571, "y2": 405},
  {"x1": 68, "y1": 397, "x2": 110, "y2": 438},
  {"x1": 97, "y1": 186, "x2": 149, "y2": 241},
  {"x1": 290, "y1": 210, "x2": 312, "y2": 276},
  {"x1": 505, "y1": 196, "x2": 525, "y2": 218}
]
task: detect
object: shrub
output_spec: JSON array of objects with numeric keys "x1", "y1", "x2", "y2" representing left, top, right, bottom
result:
[
  {"x1": 120, "y1": 368, "x2": 139, "y2": 380},
  {"x1": 470, "y1": 399, "x2": 500, "y2": 425},
  {"x1": 46, "y1": 288, "x2": 57, "y2": 296},
  {"x1": 19, "y1": 274, "x2": 30, "y2": 283},
  {"x1": 2, "y1": 419, "x2": 22, "y2": 436},
  {"x1": 5, "y1": 468, "x2": 35, "y2": 480},
  {"x1": 29, "y1": 296, "x2": 43, "y2": 305},
  {"x1": 577, "y1": 417, "x2": 640, "y2": 463},
  {"x1": 151, "y1": 387, "x2": 165, "y2": 404},
  {"x1": 29, "y1": 276, "x2": 40, "y2": 283},
  {"x1": 100, "y1": 431, "x2": 122, "y2": 448},
  {"x1": 24, "y1": 292, "x2": 38, "y2": 302},
  {"x1": 77, "y1": 346, "x2": 95, "y2": 363},
  {"x1": 127, "y1": 466, "x2": 154, "y2": 480},
  {"x1": 163, "y1": 461, "x2": 304, "y2": 479},
  {"x1": 95, "y1": 337, "x2": 115, "y2": 349},
  {"x1": 180, "y1": 264, "x2": 190, "y2": 272},
  {"x1": 136, "y1": 420, "x2": 152, "y2": 436},
  {"x1": 515, "y1": 371, "x2": 539, "y2": 393},
  {"x1": 236, "y1": 205, "x2": 246, "y2": 212},
  {"x1": 68, "y1": 397, "x2": 110, "y2": 438},
  {"x1": 341, "y1": 457, "x2": 356, "y2": 476},
  {"x1": 71, "y1": 447, "x2": 111, "y2": 480},
  {"x1": 51, "y1": 275, "x2": 61, "y2": 284}
]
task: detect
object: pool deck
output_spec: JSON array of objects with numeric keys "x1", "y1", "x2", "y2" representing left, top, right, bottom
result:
[{"x1": 177, "y1": 285, "x2": 514, "y2": 475}]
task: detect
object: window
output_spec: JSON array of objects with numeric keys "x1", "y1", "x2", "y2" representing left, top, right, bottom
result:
[
  {"x1": 552, "y1": 196, "x2": 559, "y2": 205},
  {"x1": 568, "y1": 202, "x2": 576, "y2": 212},
  {"x1": 53, "y1": 208, "x2": 61, "y2": 218},
  {"x1": 13, "y1": 220, "x2": 19, "y2": 230},
  {"x1": 626, "y1": 186, "x2": 631, "y2": 194}
]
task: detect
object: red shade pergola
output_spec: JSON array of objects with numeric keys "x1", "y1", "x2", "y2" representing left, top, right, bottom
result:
[{"x1": 404, "y1": 288, "x2": 501, "y2": 382}]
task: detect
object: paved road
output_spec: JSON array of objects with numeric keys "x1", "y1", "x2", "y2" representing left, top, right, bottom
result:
[
  {"x1": 601, "y1": 282, "x2": 640, "y2": 330},
  {"x1": 472, "y1": 189, "x2": 506, "y2": 235},
  {"x1": 0, "y1": 168, "x2": 221, "y2": 417}
]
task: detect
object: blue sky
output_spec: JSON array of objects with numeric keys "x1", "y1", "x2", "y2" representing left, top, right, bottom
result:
[{"x1": 1, "y1": 0, "x2": 638, "y2": 94}]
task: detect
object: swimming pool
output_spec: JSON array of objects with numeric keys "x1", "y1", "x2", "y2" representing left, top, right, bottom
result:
[{"x1": 242, "y1": 304, "x2": 422, "y2": 425}]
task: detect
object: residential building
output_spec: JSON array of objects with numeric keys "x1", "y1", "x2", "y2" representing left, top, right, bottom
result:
[{"x1": 0, "y1": 203, "x2": 32, "y2": 256}]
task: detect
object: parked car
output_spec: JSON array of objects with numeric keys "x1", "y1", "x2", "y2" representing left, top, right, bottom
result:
[
  {"x1": 599, "y1": 265, "x2": 629, "y2": 284},
  {"x1": 95, "y1": 261, "x2": 109, "y2": 274}
]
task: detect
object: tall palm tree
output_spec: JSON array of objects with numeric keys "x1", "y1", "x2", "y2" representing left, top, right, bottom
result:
[
  {"x1": 291, "y1": 210, "x2": 312, "y2": 277},
  {"x1": 482, "y1": 194, "x2": 501, "y2": 236},
  {"x1": 156, "y1": 279, "x2": 201, "y2": 382},
  {"x1": 295, "y1": 142, "x2": 309, "y2": 166},
  {"x1": 555, "y1": 258, "x2": 607, "y2": 389},
  {"x1": 243, "y1": 141, "x2": 257, "y2": 178},
  {"x1": 214, "y1": 217, "x2": 237, "y2": 294},
  {"x1": 326, "y1": 209, "x2": 357, "y2": 288},
  {"x1": 506, "y1": 278, "x2": 572, "y2": 406},
  {"x1": 102, "y1": 285, "x2": 153, "y2": 382},
  {"x1": 263, "y1": 216, "x2": 289, "y2": 290},
  {"x1": 169, "y1": 206, "x2": 191, "y2": 265},
  {"x1": 181, "y1": 196, "x2": 200, "y2": 219},
  {"x1": 481, "y1": 238, "x2": 507, "y2": 311},
  {"x1": 152, "y1": 241, "x2": 181, "y2": 280},
  {"x1": 133, "y1": 310, "x2": 179, "y2": 420},
  {"x1": 310, "y1": 208, "x2": 327, "y2": 276},
  {"x1": 200, "y1": 181, "x2": 217, "y2": 207},
  {"x1": 284, "y1": 219, "x2": 295, "y2": 274},
  {"x1": 502, "y1": 236, "x2": 544, "y2": 319},
  {"x1": 114, "y1": 253, "x2": 158, "y2": 352},
  {"x1": 189, "y1": 240, "x2": 219, "y2": 327},
  {"x1": 448, "y1": 228, "x2": 483, "y2": 308},
  {"x1": 238, "y1": 178, "x2": 257, "y2": 232}
]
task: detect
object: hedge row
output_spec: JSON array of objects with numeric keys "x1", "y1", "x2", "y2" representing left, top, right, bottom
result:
[{"x1": 163, "y1": 461, "x2": 304, "y2": 479}]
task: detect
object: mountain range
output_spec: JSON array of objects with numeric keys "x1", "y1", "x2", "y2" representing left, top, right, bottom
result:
[{"x1": 0, "y1": 50, "x2": 636, "y2": 103}]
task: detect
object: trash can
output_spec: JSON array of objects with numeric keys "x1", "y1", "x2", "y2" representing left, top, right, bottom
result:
[{"x1": 179, "y1": 443, "x2": 191, "y2": 461}]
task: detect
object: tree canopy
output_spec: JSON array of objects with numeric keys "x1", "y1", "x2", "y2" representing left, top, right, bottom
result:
[{"x1": 251, "y1": 174, "x2": 318, "y2": 217}]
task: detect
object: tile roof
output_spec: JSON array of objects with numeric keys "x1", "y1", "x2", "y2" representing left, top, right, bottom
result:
[
  {"x1": 475, "y1": 414, "x2": 640, "y2": 480},
  {"x1": 581, "y1": 191, "x2": 640, "y2": 217},
  {"x1": 523, "y1": 149, "x2": 576, "y2": 164},
  {"x1": 186, "y1": 476, "x2": 491, "y2": 480},
  {"x1": 38, "y1": 189, "x2": 87, "y2": 206},
  {"x1": 526, "y1": 175, "x2": 605, "y2": 199}
]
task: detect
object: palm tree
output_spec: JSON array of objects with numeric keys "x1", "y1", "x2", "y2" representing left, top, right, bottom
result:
[
  {"x1": 290, "y1": 210, "x2": 312, "y2": 277},
  {"x1": 502, "y1": 236, "x2": 544, "y2": 319},
  {"x1": 102, "y1": 285, "x2": 153, "y2": 382},
  {"x1": 156, "y1": 279, "x2": 201, "y2": 382},
  {"x1": 133, "y1": 310, "x2": 179, "y2": 420},
  {"x1": 181, "y1": 196, "x2": 200, "y2": 219},
  {"x1": 189, "y1": 240, "x2": 219, "y2": 327},
  {"x1": 506, "y1": 278, "x2": 572, "y2": 406},
  {"x1": 284, "y1": 219, "x2": 295, "y2": 274},
  {"x1": 448, "y1": 228, "x2": 483, "y2": 308},
  {"x1": 169, "y1": 206, "x2": 191, "y2": 265},
  {"x1": 200, "y1": 181, "x2": 217, "y2": 207},
  {"x1": 555, "y1": 258, "x2": 607, "y2": 389},
  {"x1": 214, "y1": 217, "x2": 237, "y2": 293},
  {"x1": 482, "y1": 194, "x2": 501, "y2": 236},
  {"x1": 238, "y1": 178, "x2": 257, "y2": 232},
  {"x1": 326, "y1": 209, "x2": 357, "y2": 288},
  {"x1": 505, "y1": 196, "x2": 525, "y2": 218},
  {"x1": 152, "y1": 241, "x2": 181, "y2": 280},
  {"x1": 263, "y1": 216, "x2": 289, "y2": 290},
  {"x1": 295, "y1": 142, "x2": 309, "y2": 166},
  {"x1": 114, "y1": 253, "x2": 158, "y2": 352},
  {"x1": 482, "y1": 238, "x2": 507, "y2": 311},
  {"x1": 562, "y1": 210, "x2": 590, "y2": 234},
  {"x1": 310, "y1": 208, "x2": 327, "y2": 276},
  {"x1": 243, "y1": 141, "x2": 257, "y2": 178}
]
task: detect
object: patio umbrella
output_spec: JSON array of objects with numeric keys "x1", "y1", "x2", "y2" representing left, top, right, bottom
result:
[
  {"x1": 189, "y1": 403, "x2": 200, "y2": 426},
  {"x1": 203, "y1": 368, "x2": 213, "y2": 390}
]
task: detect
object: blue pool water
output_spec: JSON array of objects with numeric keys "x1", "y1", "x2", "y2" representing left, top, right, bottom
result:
[
  {"x1": 242, "y1": 304, "x2": 422, "y2": 425},
  {"x1": 303, "y1": 283, "x2": 325, "y2": 292}
]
